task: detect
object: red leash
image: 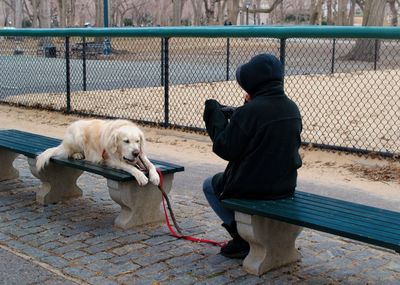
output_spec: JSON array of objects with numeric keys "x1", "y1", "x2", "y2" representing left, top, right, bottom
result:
[{"x1": 156, "y1": 169, "x2": 226, "y2": 248}]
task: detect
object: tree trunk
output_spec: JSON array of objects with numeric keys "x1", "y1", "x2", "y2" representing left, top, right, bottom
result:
[
  {"x1": 70, "y1": 0, "x2": 76, "y2": 26},
  {"x1": 38, "y1": 0, "x2": 50, "y2": 28},
  {"x1": 203, "y1": 0, "x2": 213, "y2": 24},
  {"x1": 95, "y1": 0, "x2": 104, "y2": 28},
  {"x1": 32, "y1": 0, "x2": 38, "y2": 27},
  {"x1": 15, "y1": 0, "x2": 22, "y2": 28},
  {"x1": 217, "y1": 0, "x2": 227, "y2": 25},
  {"x1": 310, "y1": 0, "x2": 323, "y2": 25},
  {"x1": 348, "y1": 0, "x2": 356, "y2": 26},
  {"x1": 388, "y1": 0, "x2": 398, "y2": 26},
  {"x1": 57, "y1": 0, "x2": 65, "y2": 27},
  {"x1": 337, "y1": 0, "x2": 347, "y2": 25},
  {"x1": 226, "y1": 0, "x2": 240, "y2": 25},
  {"x1": 327, "y1": 0, "x2": 334, "y2": 24},
  {"x1": 154, "y1": 0, "x2": 162, "y2": 26},
  {"x1": 343, "y1": 0, "x2": 386, "y2": 61},
  {"x1": 190, "y1": 0, "x2": 202, "y2": 25},
  {"x1": 255, "y1": 0, "x2": 261, "y2": 24},
  {"x1": 173, "y1": 0, "x2": 182, "y2": 25}
]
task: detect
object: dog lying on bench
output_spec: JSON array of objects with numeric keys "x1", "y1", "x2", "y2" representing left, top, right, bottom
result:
[{"x1": 36, "y1": 119, "x2": 160, "y2": 186}]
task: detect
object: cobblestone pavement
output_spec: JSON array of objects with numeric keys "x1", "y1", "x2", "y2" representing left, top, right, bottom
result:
[{"x1": 0, "y1": 156, "x2": 399, "y2": 285}]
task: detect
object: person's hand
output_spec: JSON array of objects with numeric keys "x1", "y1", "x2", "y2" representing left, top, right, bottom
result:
[
  {"x1": 244, "y1": 93, "x2": 252, "y2": 103},
  {"x1": 203, "y1": 99, "x2": 222, "y2": 121},
  {"x1": 220, "y1": 106, "x2": 236, "y2": 119}
]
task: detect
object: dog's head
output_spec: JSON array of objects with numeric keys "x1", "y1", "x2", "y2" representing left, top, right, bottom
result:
[{"x1": 106, "y1": 125, "x2": 145, "y2": 164}]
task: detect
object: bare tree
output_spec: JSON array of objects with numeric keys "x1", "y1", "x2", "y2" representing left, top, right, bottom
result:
[
  {"x1": 15, "y1": 0, "x2": 22, "y2": 27},
  {"x1": 37, "y1": 0, "x2": 50, "y2": 27},
  {"x1": 247, "y1": 0, "x2": 283, "y2": 24},
  {"x1": 172, "y1": 0, "x2": 181, "y2": 25},
  {"x1": 326, "y1": 0, "x2": 334, "y2": 24},
  {"x1": 337, "y1": 0, "x2": 347, "y2": 25},
  {"x1": 388, "y1": 0, "x2": 398, "y2": 26},
  {"x1": 56, "y1": 0, "x2": 66, "y2": 27},
  {"x1": 216, "y1": 0, "x2": 227, "y2": 25},
  {"x1": 348, "y1": 0, "x2": 356, "y2": 25},
  {"x1": 2, "y1": 0, "x2": 15, "y2": 26},
  {"x1": 32, "y1": 0, "x2": 38, "y2": 27},
  {"x1": 190, "y1": 0, "x2": 203, "y2": 25},
  {"x1": 309, "y1": 0, "x2": 323, "y2": 25},
  {"x1": 203, "y1": 0, "x2": 216, "y2": 24},
  {"x1": 2, "y1": 3, "x2": 12, "y2": 26},
  {"x1": 226, "y1": 0, "x2": 239, "y2": 25},
  {"x1": 343, "y1": 0, "x2": 387, "y2": 61},
  {"x1": 94, "y1": 0, "x2": 103, "y2": 27}
]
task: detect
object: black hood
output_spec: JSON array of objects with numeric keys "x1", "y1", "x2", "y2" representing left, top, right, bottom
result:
[{"x1": 235, "y1": 53, "x2": 284, "y2": 97}]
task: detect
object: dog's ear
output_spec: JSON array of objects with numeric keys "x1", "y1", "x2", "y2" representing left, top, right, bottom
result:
[
  {"x1": 106, "y1": 131, "x2": 119, "y2": 154},
  {"x1": 138, "y1": 129, "x2": 145, "y2": 153}
]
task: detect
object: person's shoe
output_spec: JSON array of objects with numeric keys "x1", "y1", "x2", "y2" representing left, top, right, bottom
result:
[
  {"x1": 220, "y1": 222, "x2": 250, "y2": 259},
  {"x1": 220, "y1": 237, "x2": 250, "y2": 259}
]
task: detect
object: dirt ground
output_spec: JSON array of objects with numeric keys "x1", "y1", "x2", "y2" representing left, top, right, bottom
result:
[
  {"x1": 1, "y1": 104, "x2": 399, "y2": 199},
  {"x1": 4, "y1": 69, "x2": 399, "y2": 154}
]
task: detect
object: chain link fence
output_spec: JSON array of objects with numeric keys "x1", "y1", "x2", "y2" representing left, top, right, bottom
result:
[{"x1": 0, "y1": 27, "x2": 399, "y2": 157}]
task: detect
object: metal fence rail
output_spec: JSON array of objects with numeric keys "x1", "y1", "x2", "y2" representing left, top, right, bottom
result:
[{"x1": 0, "y1": 26, "x2": 399, "y2": 157}]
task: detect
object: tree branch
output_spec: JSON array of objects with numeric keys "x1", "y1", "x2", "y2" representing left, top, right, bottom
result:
[
  {"x1": 243, "y1": 0, "x2": 282, "y2": 14},
  {"x1": 2, "y1": 0, "x2": 15, "y2": 11}
]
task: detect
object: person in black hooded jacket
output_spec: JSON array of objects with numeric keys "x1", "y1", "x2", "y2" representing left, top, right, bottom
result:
[{"x1": 202, "y1": 53, "x2": 302, "y2": 259}]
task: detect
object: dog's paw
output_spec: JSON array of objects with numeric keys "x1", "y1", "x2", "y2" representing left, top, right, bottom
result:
[
  {"x1": 71, "y1": 153, "x2": 85, "y2": 160},
  {"x1": 149, "y1": 169, "x2": 160, "y2": 186},
  {"x1": 135, "y1": 172, "x2": 149, "y2": 186}
]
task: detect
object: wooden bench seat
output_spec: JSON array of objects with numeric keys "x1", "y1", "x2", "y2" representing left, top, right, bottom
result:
[
  {"x1": 0, "y1": 129, "x2": 184, "y2": 229},
  {"x1": 71, "y1": 41, "x2": 104, "y2": 59},
  {"x1": 222, "y1": 191, "x2": 400, "y2": 275}
]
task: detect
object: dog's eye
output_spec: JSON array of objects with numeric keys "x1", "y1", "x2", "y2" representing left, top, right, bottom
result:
[
  {"x1": 123, "y1": 139, "x2": 130, "y2": 143},
  {"x1": 135, "y1": 140, "x2": 140, "y2": 143}
]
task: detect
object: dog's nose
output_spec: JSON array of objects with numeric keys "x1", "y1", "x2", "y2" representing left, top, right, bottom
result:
[{"x1": 132, "y1": 151, "x2": 140, "y2": 157}]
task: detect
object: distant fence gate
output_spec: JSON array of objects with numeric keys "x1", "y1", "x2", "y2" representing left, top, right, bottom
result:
[{"x1": 0, "y1": 26, "x2": 399, "y2": 157}]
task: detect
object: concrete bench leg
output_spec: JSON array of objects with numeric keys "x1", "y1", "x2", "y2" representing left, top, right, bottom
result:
[
  {"x1": 28, "y1": 158, "x2": 83, "y2": 205},
  {"x1": 108, "y1": 173, "x2": 174, "y2": 229},
  {"x1": 235, "y1": 212, "x2": 303, "y2": 276},
  {"x1": 0, "y1": 150, "x2": 19, "y2": 181}
]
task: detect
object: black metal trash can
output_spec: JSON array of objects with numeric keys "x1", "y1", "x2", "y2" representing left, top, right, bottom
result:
[{"x1": 44, "y1": 46, "x2": 57, "y2": 58}]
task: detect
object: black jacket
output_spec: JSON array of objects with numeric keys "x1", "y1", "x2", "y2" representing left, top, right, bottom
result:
[{"x1": 203, "y1": 54, "x2": 302, "y2": 200}]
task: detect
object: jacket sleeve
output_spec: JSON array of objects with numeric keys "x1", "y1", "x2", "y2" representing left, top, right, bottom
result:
[
  {"x1": 203, "y1": 100, "x2": 250, "y2": 162},
  {"x1": 203, "y1": 99, "x2": 228, "y2": 141}
]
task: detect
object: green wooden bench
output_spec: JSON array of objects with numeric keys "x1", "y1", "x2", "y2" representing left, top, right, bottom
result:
[
  {"x1": 0, "y1": 129, "x2": 184, "y2": 229},
  {"x1": 222, "y1": 191, "x2": 400, "y2": 275}
]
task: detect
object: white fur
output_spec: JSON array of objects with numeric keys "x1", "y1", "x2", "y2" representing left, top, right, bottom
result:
[{"x1": 36, "y1": 119, "x2": 160, "y2": 186}]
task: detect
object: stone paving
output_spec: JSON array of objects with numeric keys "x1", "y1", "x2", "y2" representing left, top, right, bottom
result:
[{"x1": 0, "y1": 156, "x2": 399, "y2": 285}]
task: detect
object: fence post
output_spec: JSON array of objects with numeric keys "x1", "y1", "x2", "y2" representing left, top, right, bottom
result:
[
  {"x1": 331, "y1": 38, "x2": 336, "y2": 74},
  {"x1": 226, "y1": 37, "x2": 230, "y2": 81},
  {"x1": 163, "y1": 38, "x2": 169, "y2": 128},
  {"x1": 82, "y1": 37, "x2": 87, "y2": 91},
  {"x1": 279, "y1": 38, "x2": 286, "y2": 86},
  {"x1": 374, "y1": 39, "x2": 378, "y2": 71},
  {"x1": 161, "y1": 38, "x2": 165, "y2": 86},
  {"x1": 65, "y1": 36, "x2": 71, "y2": 113}
]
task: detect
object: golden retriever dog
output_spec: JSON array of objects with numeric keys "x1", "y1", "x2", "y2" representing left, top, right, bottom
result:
[{"x1": 36, "y1": 119, "x2": 160, "y2": 186}]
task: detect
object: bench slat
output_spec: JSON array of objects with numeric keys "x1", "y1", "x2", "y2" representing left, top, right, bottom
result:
[
  {"x1": 0, "y1": 129, "x2": 60, "y2": 157},
  {"x1": 227, "y1": 198, "x2": 399, "y2": 242},
  {"x1": 258, "y1": 199, "x2": 399, "y2": 240},
  {"x1": 0, "y1": 129, "x2": 184, "y2": 181},
  {"x1": 222, "y1": 192, "x2": 400, "y2": 252},
  {"x1": 289, "y1": 193, "x2": 400, "y2": 231},
  {"x1": 296, "y1": 191, "x2": 400, "y2": 224}
]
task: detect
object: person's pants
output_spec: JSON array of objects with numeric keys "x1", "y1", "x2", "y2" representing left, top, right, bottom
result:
[{"x1": 203, "y1": 176, "x2": 234, "y2": 226}]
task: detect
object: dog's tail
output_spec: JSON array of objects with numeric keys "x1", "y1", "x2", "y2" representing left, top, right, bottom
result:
[{"x1": 36, "y1": 145, "x2": 66, "y2": 172}]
